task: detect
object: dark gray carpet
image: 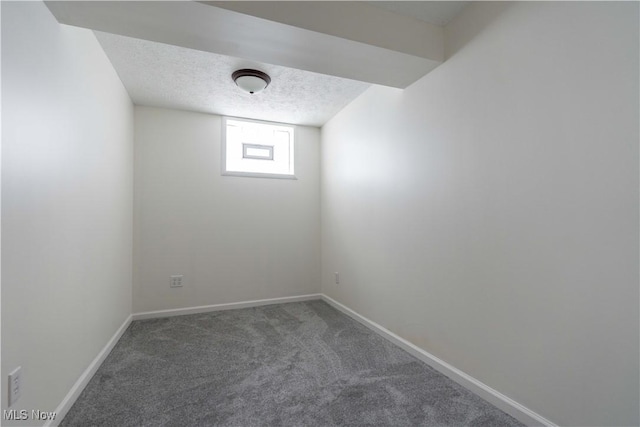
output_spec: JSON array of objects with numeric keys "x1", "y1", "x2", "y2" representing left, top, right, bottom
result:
[{"x1": 61, "y1": 300, "x2": 525, "y2": 427}]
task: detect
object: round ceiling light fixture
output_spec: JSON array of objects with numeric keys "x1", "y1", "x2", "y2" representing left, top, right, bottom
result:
[{"x1": 232, "y1": 69, "x2": 271, "y2": 94}]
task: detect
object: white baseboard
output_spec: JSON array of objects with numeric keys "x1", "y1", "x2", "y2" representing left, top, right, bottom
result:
[
  {"x1": 321, "y1": 295, "x2": 557, "y2": 427},
  {"x1": 45, "y1": 314, "x2": 133, "y2": 427},
  {"x1": 132, "y1": 293, "x2": 323, "y2": 320}
]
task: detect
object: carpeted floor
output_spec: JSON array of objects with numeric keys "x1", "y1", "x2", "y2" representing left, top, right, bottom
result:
[{"x1": 61, "y1": 300, "x2": 525, "y2": 426}]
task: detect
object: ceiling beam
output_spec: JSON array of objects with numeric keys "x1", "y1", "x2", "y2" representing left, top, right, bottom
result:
[
  {"x1": 45, "y1": 1, "x2": 442, "y2": 88},
  {"x1": 203, "y1": 1, "x2": 444, "y2": 62}
]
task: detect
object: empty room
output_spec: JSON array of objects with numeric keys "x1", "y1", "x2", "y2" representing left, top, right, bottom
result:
[{"x1": 1, "y1": 1, "x2": 638, "y2": 426}]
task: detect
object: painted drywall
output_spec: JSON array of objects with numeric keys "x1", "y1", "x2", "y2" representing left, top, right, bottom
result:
[
  {"x1": 1, "y1": 1, "x2": 133, "y2": 424},
  {"x1": 321, "y1": 2, "x2": 639, "y2": 426},
  {"x1": 134, "y1": 107, "x2": 320, "y2": 313}
]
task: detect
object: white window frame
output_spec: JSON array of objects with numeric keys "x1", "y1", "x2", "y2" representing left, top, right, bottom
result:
[{"x1": 221, "y1": 117, "x2": 296, "y2": 180}]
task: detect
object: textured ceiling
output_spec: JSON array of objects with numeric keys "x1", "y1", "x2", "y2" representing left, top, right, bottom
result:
[
  {"x1": 94, "y1": 31, "x2": 370, "y2": 127},
  {"x1": 367, "y1": 1, "x2": 469, "y2": 26}
]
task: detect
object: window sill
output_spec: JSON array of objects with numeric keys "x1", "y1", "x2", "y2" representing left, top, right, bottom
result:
[{"x1": 222, "y1": 171, "x2": 298, "y2": 180}]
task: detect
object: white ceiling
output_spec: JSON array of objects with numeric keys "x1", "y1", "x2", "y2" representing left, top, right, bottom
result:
[
  {"x1": 95, "y1": 32, "x2": 369, "y2": 127},
  {"x1": 367, "y1": 1, "x2": 469, "y2": 26},
  {"x1": 49, "y1": 1, "x2": 468, "y2": 127}
]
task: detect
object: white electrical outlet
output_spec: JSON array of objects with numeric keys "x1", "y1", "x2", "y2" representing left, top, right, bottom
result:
[
  {"x1": 8, "y1": 367, "x2": 22, "y2": 407},
  {"x1": 334, "y1": 272, "x2": 340, "y2": 285},
  {"x1": 170, "y1": 275, "x2": 184, "y2": 288}
]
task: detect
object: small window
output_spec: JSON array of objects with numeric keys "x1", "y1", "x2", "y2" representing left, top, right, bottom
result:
[{"x1": 222, "y1": 117, "x2": 295, "y2": 179}]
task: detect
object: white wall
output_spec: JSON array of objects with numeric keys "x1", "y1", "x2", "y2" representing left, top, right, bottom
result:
[
  {"x1": 134, "y1": 107, "x2": 320, "y2": 313},
  {"x1": 321, "y1": 2, "x2": 639, "y2": 426},
  {"x1": 1, "y1": 2, "x2": 133, "y2": 423}
]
